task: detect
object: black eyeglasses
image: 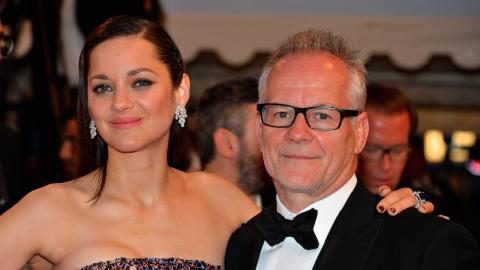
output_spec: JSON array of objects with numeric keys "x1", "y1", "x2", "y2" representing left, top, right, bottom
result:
[
  {"x1": 361, "y1": 144, "x2": 411, "y2": 163},
  {"x1": 0, "y1": 33, "x2": 14, "y2": 58},
  {"x1": 257, "y1": 103, "x2": 360, "y2": 131}
]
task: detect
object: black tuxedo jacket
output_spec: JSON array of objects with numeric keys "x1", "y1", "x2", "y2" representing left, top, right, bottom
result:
[{"x1": 225, "y1": 182, "x2": 480, "y2": 270}]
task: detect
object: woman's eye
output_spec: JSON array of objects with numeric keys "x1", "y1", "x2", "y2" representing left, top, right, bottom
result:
[
  {"x1": 93, "y1": 84, "x2": 112, "y2": 94},
  {"x1": 133, "y1": 79, "x2": 152, "y2": 88}
]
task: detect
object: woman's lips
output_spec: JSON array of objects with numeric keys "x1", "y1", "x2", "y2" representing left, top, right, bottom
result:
[{"x1": 111, "y1": 118, "x2": 142, "y2": 129}]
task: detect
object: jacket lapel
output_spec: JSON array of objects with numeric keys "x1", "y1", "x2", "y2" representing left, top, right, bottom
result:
[
  {"x1": 242, "y1": 203, "x2": 278, "y2": 269},
  {"x1": 242, "y1": 228, "x2": 265, "y2": 270},
  {"x1": 312, "y1": 183, "x2": 382, "y2": 270}
]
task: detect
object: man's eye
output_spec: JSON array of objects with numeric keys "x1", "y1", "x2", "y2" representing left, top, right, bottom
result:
[
  {"x1": 391, "y1": 146, "x2": 407, "y2": 154},
  {"x1": 364, "y1": 145, "x2": 380, "y2": 153},
  {"x1": 317, "y1": 113, "x2": 330, "y2": 120},
  {"x1": 274, "y1": 111, "x2": 291, "y2": 119},
  {"x1": 312, "y1": 112, "x2": 333, "y2": 121},
  {"x1": 93, "y1": 84, "x2": 112, "y2": 94},
  {"x1": 133, "y1": 79, "x2": 152, "y2": 88}
]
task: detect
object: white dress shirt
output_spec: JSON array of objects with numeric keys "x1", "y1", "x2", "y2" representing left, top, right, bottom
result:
[
  {"x1": 256, "y1": 175, "x2": 357, "y2": 270},
  {"x1": 251, "y1": 194, "x2": 263, "y2": 208}
]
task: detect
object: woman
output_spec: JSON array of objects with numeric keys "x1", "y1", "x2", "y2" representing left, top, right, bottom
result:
[
  {"x1": 0, "y1": 16, "x2": 257, "y2": 269},
  {"x1": 0, "y1": 16, "x2": 431, "y2": 269}
]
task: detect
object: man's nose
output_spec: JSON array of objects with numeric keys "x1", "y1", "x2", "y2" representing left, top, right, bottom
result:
[
  {"x1": 285, "y1": 113, "x2": 313, "y2": 142},
  {"x1": 59, "y1": 141, "x2": 73, "y2": 161},
  {"x1": 380, "y1": 151, "x2": 394, "y2": 171}
]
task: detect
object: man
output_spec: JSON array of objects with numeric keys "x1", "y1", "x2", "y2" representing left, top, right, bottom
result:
[
  {"x1": 357, "y1": 83, "x2": 416, "y2": 195},
  {"x1": 58, "y1": 116, "x2": 81, "y2": 180},
  {"x1": 225, "y1": 29, "x2": 479, "y2": 269},
  {"x1": 357, "y1": 83, "x2": 440, "y2": 214},
  {"x1": 0, "y1": 18, "x2": 14, "y2": 60},
  {"x1": 196, "y1": 78, "x2": 274, "y2": 206}
]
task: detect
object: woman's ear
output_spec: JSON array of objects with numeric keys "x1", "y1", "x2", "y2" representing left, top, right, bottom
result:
[{"x1": 175, "y1": 73, "x2": 190, "y2": 105}]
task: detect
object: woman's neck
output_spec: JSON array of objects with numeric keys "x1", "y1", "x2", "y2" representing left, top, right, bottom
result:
[{"x1": 101, "y1": 145, "x2": 179, "y2": 205}]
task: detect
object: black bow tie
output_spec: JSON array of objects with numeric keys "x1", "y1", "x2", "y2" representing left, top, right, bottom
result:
[{"x1": 254, "y1": 208, "x2": 319, "y2": 250}]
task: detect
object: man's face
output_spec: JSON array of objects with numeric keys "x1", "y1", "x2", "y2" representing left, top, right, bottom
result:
[
  {"x1": 0, "y1": 18, "x2": 14, "y2": 60},
  {"x1": 0, "y1": 18, "x2": 4, "y2": 61},
  {"x1": 59, "y1": 118, "x2": 80, "y2": 179},
  {"x1": 358, "y1": 108, "x2": 411, "y2": 194},
  {"x1": 237, "y1": 103, "x2": 269, "y2": 195},
  {"x1": 257, "y1": 53, "x2": 368, "y2": 204}
]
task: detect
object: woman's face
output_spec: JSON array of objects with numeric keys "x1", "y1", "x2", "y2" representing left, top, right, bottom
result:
[{"x1": 87, "y1": 35, "x2": 189, "y2": 154}]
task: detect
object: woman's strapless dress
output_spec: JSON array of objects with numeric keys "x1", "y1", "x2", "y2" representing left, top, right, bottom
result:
[{"x1": 79, "y1": 257, "x2": 221, "y2": 270}]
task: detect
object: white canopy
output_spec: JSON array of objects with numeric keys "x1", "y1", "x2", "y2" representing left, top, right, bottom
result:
[
  {"x1": 162, "y1": 0, "x2": 480, "y2": 70},
  {"x1": 60, "y1": 0, "x2": 480, "y2": 87},
  {"x1": 165, "y1": 13, "x2": 480, "y2": 70}
]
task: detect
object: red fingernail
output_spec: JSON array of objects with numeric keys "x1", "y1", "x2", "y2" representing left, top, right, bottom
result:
[
  {"x1": 389, "y1": 208, "x2": 396, "y2": 214},
  {"x1": 378, "y1": 206, "x2": 385, "y2": 212}
]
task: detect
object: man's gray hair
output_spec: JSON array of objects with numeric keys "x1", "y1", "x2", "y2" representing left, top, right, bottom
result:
[{"x1": 258, "y1": 29, "x2": 366, "y2": 110}]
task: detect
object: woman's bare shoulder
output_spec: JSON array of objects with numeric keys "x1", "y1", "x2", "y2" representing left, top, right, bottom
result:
[
  {"x1": 0, "y1": 181, "x2": 75, "y2": 263},
  {"x1": 5, "y1": 182, "x2": 72, "y2": 219},
  {"x1": 2, "y1": 172, "x2": 98, "y2": 221},
  {"x1": 182, "y1": 170, "x2": 260, "y2": 222}
]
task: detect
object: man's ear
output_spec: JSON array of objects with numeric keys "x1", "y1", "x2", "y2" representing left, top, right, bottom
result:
[
  {"x1": 175, "y1": 73, "x2": 190, "y2": 105},
  {"x1": 354, "y1": 111, "x2": 369, "y2": 154},
  {"x1": 213, "y1": 128, "x2": 240, "y2": 159},
  {"x1": 255, "y1": 113, "x2": 264, "y2": 153}
]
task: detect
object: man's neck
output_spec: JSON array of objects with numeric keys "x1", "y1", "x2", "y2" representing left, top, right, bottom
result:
[
  {"x1": 204, "y1": 158, "x2": 240, "y2": 187},
  {"x1": 276, "y1": 173, "x2": 355, "y2": 213}
]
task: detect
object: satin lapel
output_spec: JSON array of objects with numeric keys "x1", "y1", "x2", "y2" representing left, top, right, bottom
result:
[
  {"x1": 242, "y1": 228, "x2": 265, "y2": 270},
  {"x1": 312, "y1": 183, "x2": 382, "y2": 270},
  {"x1": 241, "y1": 204, "x2": 277, "y2": 270}
]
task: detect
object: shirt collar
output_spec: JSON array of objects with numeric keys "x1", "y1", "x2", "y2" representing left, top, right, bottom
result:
[
  {"x1": 276, "y1": 175, "x2": 358, "y2": 247},
  {"x1": 276, "y1": 175, "x2": 358, "y2": 219}
]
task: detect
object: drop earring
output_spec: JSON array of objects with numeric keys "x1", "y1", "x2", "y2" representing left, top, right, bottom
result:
[
  {"x1": 89, "y1": 120, "x2": 97, "y2": 139},
  {"x1": 174, "y1": 104, "x2": 187, "y2": 127}
]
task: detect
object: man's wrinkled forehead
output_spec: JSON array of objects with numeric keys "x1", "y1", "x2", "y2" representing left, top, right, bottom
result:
[{"x1": 266, "y1": 53, "x2": 350, "y2": 97}]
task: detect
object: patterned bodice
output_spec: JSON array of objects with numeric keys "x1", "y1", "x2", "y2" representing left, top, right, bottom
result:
[{"x1": 79, "y1": 257, "x2": 221, "y2": 270}]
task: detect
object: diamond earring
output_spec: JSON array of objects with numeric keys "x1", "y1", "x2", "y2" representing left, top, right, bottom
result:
[
  {"x1": 174, "y1": 104, "x2": 187, "y2": 127},
  {"x1": 89, "y1": 120, "x2": 97, "y2": 139}
]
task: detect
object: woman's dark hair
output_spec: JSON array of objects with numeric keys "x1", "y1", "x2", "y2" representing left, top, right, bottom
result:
[{"x1": 77, "y1": 15, "x2": 185, "y2": 201}]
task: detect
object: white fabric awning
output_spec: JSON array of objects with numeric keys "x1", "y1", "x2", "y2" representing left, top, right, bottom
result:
[
  {"x1": 60, "y1": 0, "x2": 480, "y2": 87},
  {"x1": 165, "y1": 13, "x2": 480, "y2": 70}
]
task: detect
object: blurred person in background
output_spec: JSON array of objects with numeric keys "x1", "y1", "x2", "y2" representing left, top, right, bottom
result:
[
  {"x1": 357, "y1": 82, "x2": 436, "y2": 214},
  {"x1": 58, "y1": 115, "x2": 80, "y2": 180},
  {"x1": 196, "y1": 78, "x2": 275, "y2": 207}
]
